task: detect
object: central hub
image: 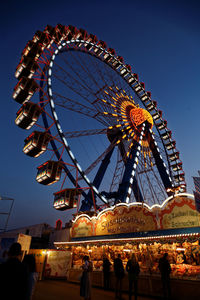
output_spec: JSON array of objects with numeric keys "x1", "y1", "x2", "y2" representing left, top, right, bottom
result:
[{"x1": 130, "y1": 107, "x2": 153, "y2": 129}]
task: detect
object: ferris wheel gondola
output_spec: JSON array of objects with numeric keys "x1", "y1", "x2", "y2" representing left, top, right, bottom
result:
[{"x1": 13, "y1": 24, "x2": 187, "y2": 213}]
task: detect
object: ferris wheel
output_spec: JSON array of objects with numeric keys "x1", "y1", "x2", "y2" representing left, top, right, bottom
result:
[{"x1": 13, "y1": 24, "x2": 186, "y2": 213}]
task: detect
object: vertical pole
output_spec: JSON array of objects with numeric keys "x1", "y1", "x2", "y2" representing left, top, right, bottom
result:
[
  {"x1": 80, "y1": 146, "x2": 115, "y2": 211},
  {"x1": 117, "y1": 124, "x2": 145, "y2": 203}
]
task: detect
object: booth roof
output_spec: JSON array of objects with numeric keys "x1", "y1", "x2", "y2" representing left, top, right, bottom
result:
[{"x1": 54, "y1": 226, "x2": 200, "y2": 245}]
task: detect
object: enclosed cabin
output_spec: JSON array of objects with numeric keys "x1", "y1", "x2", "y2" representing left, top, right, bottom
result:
[
  {"x1": 23, "y1": 131, "x2": 51, "y2": 157},
  {"x1": 44, "y1": 24, "x2": 69, "y2": 46},
  {"x1": 13, "y1": 77, "x2": 39, "y2": 104},
  {"x1": 52, "y1": 24, "x2": 69, "y2": 45},
  {"x1": 15, "y1": 57, "x2": 39, "y2": 80},
  {"x1": 134, "y1": 82, "x2": 145, "y2": 94},
  {"x1": 146, "y1": 100, "x2": 157, "y2": 113},
  {"x1": 156, "y1": 120, "x2": 167, "y2": 131},
  {"x1": 111, "y1": 55, "x2": 124, "y2": 69},
  {"x1": 22, "y1": 40, "x2": 42, "y2": 61},
  {"x1": 171, "y1": 161, "x2": 183, "y2": 172},
  {"x1": 32, "y1": 30, "x2": 50, "y2": 50},
  {"x1": 60, "y1": 25, "x2": 75, "y2": 41},
  {"x1": 168, "y1": 151, "x2": 179, "y2": 162},
  {"x1": 15, "y1": 102, "x2": 42, "y2": 129},
  {"x1": 75, "y1": 28, "x2": 88, "y2": 47},
  {"x1": 54, "y1": 24, "x2": 67, "y2": 44},
  {"x1": 174, "y1": 172, "x2": 185, "y2": 183},
  {"x1": 161, "y1": 129, "x2": 172, "y2": 140},
  {"x1": 152, "y1": 109, "x2": 162, "y2": 121},
  {"x1": 36, "y1": 160, "x2": 63, "y2": 185},
  {"x1": 165, "y1": 140, "x2": 176, "y2": 151},
  {"x1": 179, "y1": 183, "x2": 187, "y2": 192},
  {"x1": 93, "y1": 40, "x2": 107, "y2": 56},
  {"x1": 120, "y1": 64, "x2": 131, "y2": 78},
  {"x1": 141, "y1": 91, "x2": 151, "y2": 103},
  {"x1": 43, "y1": 25, "x2": 57, "y2": 46},
  {"x1": 127, "y1": 73, "x2": 138, "y2": 85},
  {"x1": 66, "y1": 25, "x2": 78, "y2": 41},
  {"x1": 103, "y1": 48, "x2": 116, "y2": 63},
  {"x1": 53, "y1": 188, "x2": 82, "y2": 211},
  {"x1": 84, "y1": 34, "x2": 98, "y2": 51}
]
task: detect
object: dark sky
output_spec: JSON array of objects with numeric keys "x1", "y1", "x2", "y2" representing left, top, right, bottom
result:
[{"x1": 1, "y1": 0, "x2": 200, "y2": 230}]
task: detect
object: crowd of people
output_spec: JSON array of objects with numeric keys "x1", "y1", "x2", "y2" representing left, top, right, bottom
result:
[{"x1": 80, "y1": 252, "x2": 172, "y2": 300}]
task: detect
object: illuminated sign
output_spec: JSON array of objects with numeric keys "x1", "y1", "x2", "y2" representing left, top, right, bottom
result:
[
  {"x1": 159, "y1": 196, "x2": 200, "y2": 229},
  {"x1": 95, "y1": 205, "x2": 157, "y2": 236},
  {"x1": 71, "y1": 195, "x2": 200, "y2": 238}
]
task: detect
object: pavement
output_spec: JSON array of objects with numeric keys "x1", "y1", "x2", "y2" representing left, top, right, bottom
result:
[{"x1": 32, "y1": 280, "x2": 160, "y2": 300}]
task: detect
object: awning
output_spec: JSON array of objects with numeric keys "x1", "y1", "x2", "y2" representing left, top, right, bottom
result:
[{"x1": 54, "y1": 226, "x2": 200, "y2": 246}]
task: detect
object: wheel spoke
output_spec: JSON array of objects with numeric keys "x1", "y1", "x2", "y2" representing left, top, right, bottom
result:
[
  {"x1": 63, "y1": 128, "x2": 107, "y2": 138},
  {"x1": 109, "y1": 148, "x2": 124, "y2": 193},
  {"x1": 78, "y1": 140, "x2": 117, "y2": 178}
]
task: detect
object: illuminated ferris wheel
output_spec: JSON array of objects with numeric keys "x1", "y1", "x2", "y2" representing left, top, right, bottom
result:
[{"x1": 13, "y1": 24, "x2": 186, "y2": 212}]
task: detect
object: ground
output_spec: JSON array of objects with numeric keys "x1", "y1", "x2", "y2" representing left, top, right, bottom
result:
[{"x1": 32, "y1": 280, "x2": 160, "y2": 300}]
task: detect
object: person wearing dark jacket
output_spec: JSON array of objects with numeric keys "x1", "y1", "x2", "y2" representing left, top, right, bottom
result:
[
  {"x1": 114, "y1": 254, "x2": 124, "y2": 299},
  {"x1": 103, "y1": 256, "x2": 111, "y2": 290},
  {"x1": 0, "y1": 242, "x2": 29, "y2": 300},
  {"x1": 126, "y1": 253, "x2": 140, "y2": 300},
  {"x1": 158, "y1": 252, "x2": 172, "y2": 299}
]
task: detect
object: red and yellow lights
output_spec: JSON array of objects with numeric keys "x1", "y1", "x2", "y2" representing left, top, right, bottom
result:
[
  {"x1": 100, "y1": 87, "x2": 154, "y2": 160},
  {"x1": 130, "y1": 107, "x2": 153, "y2": 129}
]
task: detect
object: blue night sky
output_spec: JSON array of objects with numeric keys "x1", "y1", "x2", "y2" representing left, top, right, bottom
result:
[{"x1": 1, "y1": 0, "x2": 200, "y2": 230}]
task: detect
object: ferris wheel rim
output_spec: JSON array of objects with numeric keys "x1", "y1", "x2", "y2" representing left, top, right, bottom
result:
[{"x1": 45, "y1": 39, "x2": 181, "y2": 200}]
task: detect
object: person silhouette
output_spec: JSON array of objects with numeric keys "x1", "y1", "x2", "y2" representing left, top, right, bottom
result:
[
  {"x1": 114, "y1": 254, "x2": 124, "y2": 299},
  {"x1": 22, "y1": 254, "x2": 38, "y2": 299},
  {"x1": 103, "y1": 256, "x2": 111, "y2": 290},
  {"x1": 0, "y1": 242, "x2": 29, "y2": 300},
  {"x1": 158, "y1": 253, "x2": 171, "y2": 299},
  {"x1": 126, "y1": 253, "x2": 140, "y2": 300},
  {"x1": 80, "y1": 255, "x2": 93, "y2": 300}
]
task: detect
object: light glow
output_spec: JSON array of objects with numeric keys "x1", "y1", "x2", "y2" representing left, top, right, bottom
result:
[
  {"x1": 54, "y1": 231, "x2": 200, "y2": 246},
  {"x1": 71, "y1": 193, "x2": 194, "y2": 223}
]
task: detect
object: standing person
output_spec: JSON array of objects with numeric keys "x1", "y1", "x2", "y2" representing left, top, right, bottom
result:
[
  {"x1": 103, "y1": 256, "x2": 111, "y2": 290},
  {"x1": 114, "y1": 254, "x2": 124, "y2": 299},
  {"x1": 80, "y1": 255, "x2": 93, "y2": 300},
  {"x1": 22, "y1": 254, "x2": 38, "y2": 299},
  {"x1": 0, "y1": 242, "x2": 29, "y2": 300},
  {"x1": 126, "y1": 253, "x2": 140, "y2": 300},
  {"x1": 158, "y1": 252, "x2": 171, "y2": 300}
]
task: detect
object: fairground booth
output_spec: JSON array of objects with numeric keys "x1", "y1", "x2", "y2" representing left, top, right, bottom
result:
[{"x1": 55, "y1": 194, "x2": 200, "y2": 299}]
